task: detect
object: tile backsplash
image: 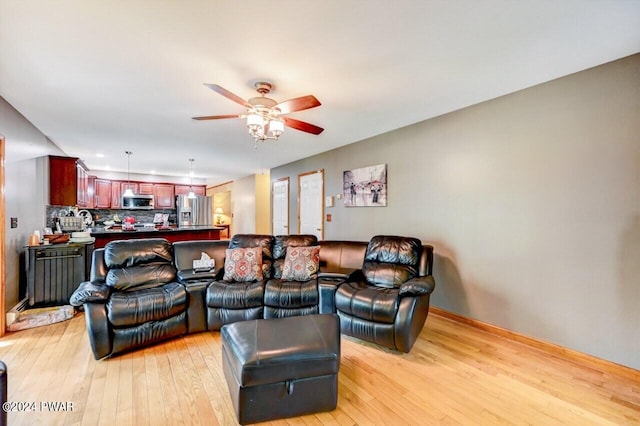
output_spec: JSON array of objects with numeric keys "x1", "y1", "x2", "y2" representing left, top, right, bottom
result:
[{"x1": 46, "y1": 206, "x2": 177, "y2": 228}]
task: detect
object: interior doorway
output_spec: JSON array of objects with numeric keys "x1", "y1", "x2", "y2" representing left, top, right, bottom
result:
[
  {"x1": 212, "y1": 190, "x2": 231, "y2": 238},
  {"x1": 298, "y1": 170, "x2": 324, "y2": 240},
  {"x1": 272, "y1": 177, "x2": 289, "y2": 235}
]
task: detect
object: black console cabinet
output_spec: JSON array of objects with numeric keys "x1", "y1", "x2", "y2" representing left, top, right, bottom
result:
[{"x1": 26, "y1": 243, "x2": 93, "y2": 306}]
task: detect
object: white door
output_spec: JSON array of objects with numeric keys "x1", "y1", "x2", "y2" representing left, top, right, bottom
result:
[
  {"x1": 272, "y1": 178, "x2": 289, "y2": 235},
  {"x1": 298, "y1": 170, "x2": 324, "y2": 240}
]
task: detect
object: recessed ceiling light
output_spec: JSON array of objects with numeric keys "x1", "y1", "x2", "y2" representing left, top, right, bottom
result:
[{"x1": 96, "y1": 153, "x2": 104, "y2": 158}]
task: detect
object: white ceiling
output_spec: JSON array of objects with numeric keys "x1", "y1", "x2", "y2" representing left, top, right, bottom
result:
[{"x1": 2, "y1": 1, "x2": 639, "y2": 185}]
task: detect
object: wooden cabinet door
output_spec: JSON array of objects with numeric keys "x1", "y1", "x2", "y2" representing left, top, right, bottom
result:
[
  {"x1": 95, "y1": 178, "x2": 112, "y2": 208},
  {"x1": 154, "y1": 184, "x2": 175, "y2": 208},
  {"x1": 174, "y1": 185, "x2": 191, "y2": 196},
  {"x1": 139, "y1": 183, "x2": 154, "y2": 195},
  {"x1": 76, "y1": 161, "x2": 89, "y2": 207},
  {"x1": 175, "y1": 185, "x2": 206, "y2": 196},
  {"x1": 86, "y1": 176, "x2": 96, "y2": 209},
  {"x1": 122, "y1": 182, "x2": 139, "y2": 195},
  {"x1": 49, "y1": 156, "x2": 78, "y2": 206},
  {"x1": 111, "y1": 181, "x2": 122, "y2": 208}
]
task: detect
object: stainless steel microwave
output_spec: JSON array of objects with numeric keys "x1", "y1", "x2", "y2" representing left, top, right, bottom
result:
[{"x1": 122, "y1": 194, "x2": 154, "y2": 209}]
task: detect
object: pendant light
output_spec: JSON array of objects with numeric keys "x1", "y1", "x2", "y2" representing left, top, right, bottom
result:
[
  {"x1": 187, "y1": 158, "x2": 197, "y2": 199},
  {"x1": 123, "y1": 151, "x2": 135, "y2": 197}
]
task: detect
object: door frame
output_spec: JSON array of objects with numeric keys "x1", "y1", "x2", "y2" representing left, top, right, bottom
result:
[
  {"x1": 271, "y1": 177, "x2": 290, "y2": 235},
  {"x1": 1, "y1": 136, "x2": 6, "y2": 336},
  {"x1": 297, "y1": 169, "x2": 324, "y2": 240}
]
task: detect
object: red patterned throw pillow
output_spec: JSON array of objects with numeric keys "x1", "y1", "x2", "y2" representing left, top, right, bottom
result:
[
  {"x1": 223, "y1": 247, "x2": 263, "y2": 282},
  {"x1": 281, "y1": 245, "x2": 321, "y2": 281}
]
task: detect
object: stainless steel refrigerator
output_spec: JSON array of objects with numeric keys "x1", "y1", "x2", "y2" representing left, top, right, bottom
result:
[{"x1": 176, "y1": 195, "x2": 212, "y2": 227}]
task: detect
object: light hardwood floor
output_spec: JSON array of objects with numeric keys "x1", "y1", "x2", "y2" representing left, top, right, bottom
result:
[{"x1": 0, "y1": 312, "x2": 638, "y2": 425}]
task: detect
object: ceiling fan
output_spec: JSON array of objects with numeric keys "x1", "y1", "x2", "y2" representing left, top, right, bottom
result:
[{"x1": 193, "y1": 82, "x2": 324, "y2": 143}]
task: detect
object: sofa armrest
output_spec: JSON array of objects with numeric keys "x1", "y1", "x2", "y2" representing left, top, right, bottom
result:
[
  {"x1": 398, "y1": 275, "x2": 435, "y2": 297},
  {"x1": 70, "y1": 281, "x2": 112, "y2": 306},
  {"x1": 318, "y1": 267, "x2": 358, "y2": 280}
]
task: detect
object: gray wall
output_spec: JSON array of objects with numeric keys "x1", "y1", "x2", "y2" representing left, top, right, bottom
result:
[
  {"x1": 1, "y1": 97, "x2": 63, "y2": 310},
  {"x1": 271, "y1": 54, "x2": 640, "y2": 369}
]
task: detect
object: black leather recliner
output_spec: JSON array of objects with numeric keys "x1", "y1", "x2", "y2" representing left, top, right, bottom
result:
[
  {"x1": 70, "y1": 239, "x2": 188, "y2": 359},
  {"x1": 205, "y1": 234, "x2": 275, "y2": 330},
  {"x1": 334, "y1": 235, "x2": 435, "y2": 352},
  {"x1": 264, "y1": 234, "x2": 320, "y2": 318}
]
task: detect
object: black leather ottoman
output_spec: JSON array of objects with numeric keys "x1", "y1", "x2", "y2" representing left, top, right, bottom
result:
[{"x1": 221, "y1": 314, "x2": 340, "y2": 424}]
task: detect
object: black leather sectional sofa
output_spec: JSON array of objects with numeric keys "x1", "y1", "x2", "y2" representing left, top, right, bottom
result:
[{"x1": 70, "y1": 234, "x2": 436, "y2": 359}]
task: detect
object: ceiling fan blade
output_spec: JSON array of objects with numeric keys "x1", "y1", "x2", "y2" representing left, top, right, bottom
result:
[
  {"x1": 282, "y1": 117, "x2": 324, "y2": 135},
  {"x1": 276, "y1": 95, "x2": 321, "y2": 114},
  {"x1": 192, "y1": 114, "x2": 242, "y2": 120},
  {"x1": 203, "y1": 84, "x2": 250, "y2": 108}
]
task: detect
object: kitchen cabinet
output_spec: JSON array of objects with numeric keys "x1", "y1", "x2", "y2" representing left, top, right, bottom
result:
[
  {"x1": 49, "y1": 156, "x2": 90, "y2": 207},
  {"x1": 111, "y1": 181, "x2": 121, "y2": 208},
  {"x1": 111, "y1": 181, "x2": 138, "y2": 207},
  {"x1": 174, "y1": 185, "x2": 206, "y2": 196},
  {"x1": 122, "y1": 182, "x2": 139, "y2": 195},
  {"x1": 139, "y1": 183, "x2": 154, "y2": 195},
  {"x1": 51, "y1": 164, "x2": 206, "y2": 210},
  {"x1": 76, "y1": 161, "x2": 90, "y2": 207},
  {"x1": 94, "y1": 178, "x2": 112, "y2": 208},
  {"x1": 154, "y1": 184, "x2": 175, "y2": 209},
  {"x1": 86, "y1": 176, "x2": 96, "y2": 209}
]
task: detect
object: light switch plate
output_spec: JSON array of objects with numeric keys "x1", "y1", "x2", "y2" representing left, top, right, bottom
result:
[{"x1": 325, "y1": 196, "x2": 334, "y2": 207}]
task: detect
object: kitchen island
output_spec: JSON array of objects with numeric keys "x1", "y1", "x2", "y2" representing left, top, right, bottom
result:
[{"x1": 91, "y1": 226, "x2": 224, "y2": 249}]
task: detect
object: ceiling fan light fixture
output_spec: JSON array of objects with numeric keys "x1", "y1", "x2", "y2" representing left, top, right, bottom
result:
[
  {"x1": 267, "y1": 118, "x2": 284, "y2": 138},
  {"x1": 194, "y1": 81, "x2": 323, "y2": 145},
  {"x1": 247, "y1": 113, "x2": 264, "y2": 133}
]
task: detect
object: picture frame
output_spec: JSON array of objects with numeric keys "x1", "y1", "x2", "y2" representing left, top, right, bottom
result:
[{"x1": 343, "y1": 163, "x2": 387, "y2": 207}]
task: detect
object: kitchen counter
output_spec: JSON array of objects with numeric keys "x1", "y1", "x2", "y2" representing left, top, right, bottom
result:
[{"x1": 91, "y1": 226, "x2": 224, "y2": 248}]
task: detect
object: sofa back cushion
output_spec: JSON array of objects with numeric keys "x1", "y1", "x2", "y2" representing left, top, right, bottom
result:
[
  {"x1": 228, "y1": 234, "x2": 275, "y2": 279},
  {"x1": 104, "y1": 238, "x2": 173, "y2": 268},
  {"x1": 103, "y1": 239, "x2": 176, "y2": 291},
  {"x1": 273, "y1": 234, "x2": 318, "y2": 279},
  {"x1": 362, "y1": 235, "x2": 422, "y2": 288},
  {"x1": 106, "y1": 264, "x2": 178, "y2": 291},
  {"x1": 318, "y1": 241, "x2": 368, "y2": 272}
]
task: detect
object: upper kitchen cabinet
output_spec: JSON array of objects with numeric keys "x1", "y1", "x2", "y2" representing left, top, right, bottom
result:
[
  {"x1": 94, "y1": 178, "x2": 112, "y2": 208},
  {"x1": 111, "y1": 181, "x2": 138, "y2": 208},
  {"x1": 174, "y1": 185, "x2": 206, "y2": 196},
  {"x1": 111, "y1": 181, "x2": 121, "y2": 208},
  {"x1": 139, "y1": 183, "x2": 154, "y2": 195},
  {"x1": 154, "y1": 184, "x2": 175, "y2": 209},
  {"x1": 76, "y1": 161, "x2": 90, "y2": 207},
  {"x1": 49, "y1": 156, "x2": 90, "y2": 207}
]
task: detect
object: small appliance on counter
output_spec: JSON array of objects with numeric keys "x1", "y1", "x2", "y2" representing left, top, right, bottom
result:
[{"x1": 122, "y1": 216, "x2": 136, "y2": 231}]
